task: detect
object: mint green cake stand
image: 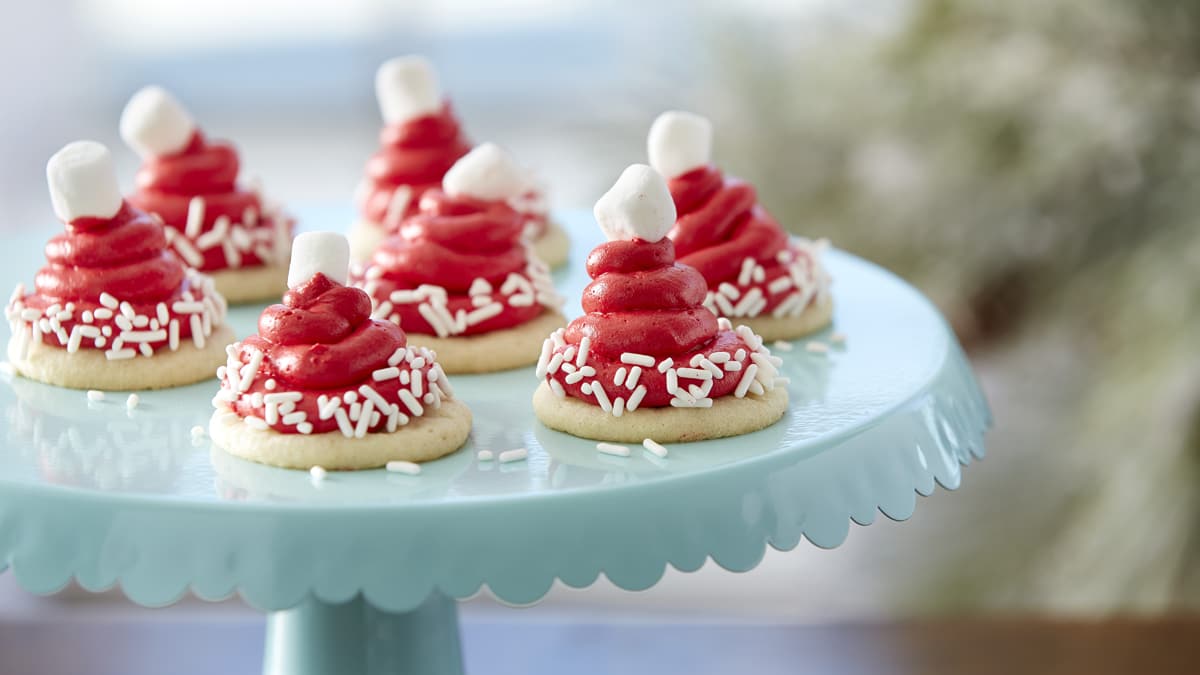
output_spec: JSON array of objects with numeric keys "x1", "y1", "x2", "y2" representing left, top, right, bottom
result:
[{"x1": 0, "y1": 207, "x2": 989, "y2": 674}]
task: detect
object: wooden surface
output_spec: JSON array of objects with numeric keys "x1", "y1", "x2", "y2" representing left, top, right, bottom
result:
[{"x1": 0, "y1": 614, "x2": 1196, "y2": 675}]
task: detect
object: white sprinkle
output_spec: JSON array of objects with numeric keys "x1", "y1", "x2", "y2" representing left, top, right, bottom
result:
[
  {"x1": 465, "y1": 302, "x2": 504, "y2": 326},
  {"x1": 596, "y1": 442, "x2": 630, "y2": 457},
  {"x1": 626, "y1": 385, "x2": 647, "y2": 411},
  {"x1": 575, "y1": 336, "x2": 591, "y2": 367},
  {"x1": 591, "y1": 382, "x2": 613, "y2": 412},
  {"x1": 676, "y1": 367, "x2": 713, "y2": 380},
  {"x1": 805, "y1": 341, "x2": 829, "y2": 354},
  {"x1": 735, "y1": 349, "x2": 747, "y2": 360},
  {"x1": 666, "y1": 368, "x2": 679, "y2": 395},
  {"x1": 547, "y1": 352, "x2": 565, "y2": 375},
  {"x1": 656, "y1": 357, "x2": 673, "y2": 373},
  {"x1": 477, "y1": 450, "x2": 495, "y2": 461},
  {"x1": 387, "y1": 460, "x2": 421, "y2": 475},
  {"x1": 139, "y1": 343, "x2": 154, "y2": 357},
  {"x1": 620, "y1": 352, "x2": 655, "y2": 367},
  {"x1": 190, "y1": 315, "x2": 205, "y2": 348},
  {"x1": 297, "y1": 422, "x2": 314, "y2": 435},
  {"x1": 355, "y1": 399, "x2": 375, "y2": 437},
  {"x1": 468, "y1": 278, "x2": 493, "y2": 296},
  {"x1": 99, "y1": 293, "x2": 118, "y2": 309},
  {"x1": 125, "y1": 393, "x2": 140, "y2": 409},
  {"x1": 738, "y1": 257, "x2": 756, "y2": 286},
  {"x1": 105, "y1": 348, "x2": 136, "y2": 360},
  {"x1": 190, "y1": 425, "x2": 206, "y2": 438},
  {"x1": 167, "y1": 320, "x2": 180, "y2": 351},
  {"x1": 373, "y1": 366, "x2": 400, "y2": 381},
  {"x1": 86, "y1": 390, "x2": 105, "y2": 402},
  {"x1": 334, "y1": 408, "x2": 354, "y2": 438},
  {"x1": 612, "y1": 397, "x2": 626, "y2": 417},
  {"x1": 735, "y1": 364, "x2": 759, "y2": 398},
  {"x1": 412, "y1": 368, "x2": 424, "y2": 397},
  {"x1": 772, "y1": 340, "x2": 794, "y2": 352},
  {"x1": 752, "y1": 264, "x2": 765, "y2": 283},
  {"x1": 410, "y1": 356, "x2": 427, "y2": 369},
  {"x1": 398, "y1": 389, "x2": 424, "y2": 416},
  {"x1": 359, "y1": 384, "x2": 391, "y2": 411},
  {"x1": 499, "y1": 448, "x2": 528, "y2": 463},
  {"x1": 613, "y1": 366, "x2": 627, "y2": 388},
  {"x1": 643, "y1": 438, "x2": 669, "y2": 458},
  {"x1": 625, "y1": 366, "x2": 642, "y2": 389},
  {"x1": 310, "y1": 465, "x2": 327, "y2": 482},
  {"x1": 549, "y1": 378, "x2": 566, "y2": 398},
  {"x1": 265, "y1": 379, "x2": 277, "y2": 391},
  {"x1": 388, "y1": 347, "x2": 408, "y2": 366}
]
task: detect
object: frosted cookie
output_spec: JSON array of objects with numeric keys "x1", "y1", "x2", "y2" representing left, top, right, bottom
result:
[
  {"x1": 350, "y1": 56, "x2": 568, "y2": 267},
  {"x1": 210, "y1": 232, "x2": 471, "y2": 470},
  {"x1": 5, "y1": 141, "x2": 232, "y2": 390},
  {"x1": 532, "y1": 164, "x2": 788, "y2": 443},
  {"x1": 121, "y1": 86, "x2": 294, "y2": 303},
  {"x1": 352, "y1": 143, "x2": 565, "y2": 373},
  {"x1": 648, "y1": 111, "x2": 832, "y2": 338}
]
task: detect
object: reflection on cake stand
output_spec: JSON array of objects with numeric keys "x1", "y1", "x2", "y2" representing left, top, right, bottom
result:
[{"x1": 0, "y1": 209, "x2": 990, "y2": 675}]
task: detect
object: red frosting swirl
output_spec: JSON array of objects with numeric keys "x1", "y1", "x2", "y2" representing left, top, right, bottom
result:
[
  {"x1": 546, "y1": 238, "x2": 758, "y2": 409},
  {"x1": 12, "y1": 201, "x2": 215, "y2": 352},
  {"x1": 128, "y1": 131, "x2": 287, "y2": 272},
  {"x1": 222, "y1": 274, "x2": 441, "y2": 435},
  {"x1": 355, "y1": 190, "x2": 551, "y2": 336},
  {"x1": 359, "y1": 104, "x2": 471, "y2": 229}
]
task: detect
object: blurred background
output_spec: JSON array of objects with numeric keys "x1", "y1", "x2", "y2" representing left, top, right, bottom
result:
[{"x1": 1, "y1": 0, "x2": 1198, "y2": 672}]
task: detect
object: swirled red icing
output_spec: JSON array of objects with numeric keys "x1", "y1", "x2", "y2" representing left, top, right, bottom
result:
[
  {"x1": 128, "y1": 131, "x2": 292, "y2": 272},
  {"x1": 538, "y1": 237, "x2": 780, "y2": 411},
  {"x1": 668, "y1": 165, "x2": 823, "y2": 317},
  {"x1": 217, "y1": 273, "x2": 451, "y2": 436},
  {"x1": 353, "y1": 189, "x2": 561, "y2": 337},
  {"x1": 359, "y1": 104, "x2": 471, "y2": 229},
  {"x1": 5, "y1": 201, "x2": 225, "y2": 358}
]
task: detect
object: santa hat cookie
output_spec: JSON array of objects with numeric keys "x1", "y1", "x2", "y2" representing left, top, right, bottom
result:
[
  {"x1": 5, "y1": 141, "x2": 233, "y2": 390},
  {"x1": 352, "y1": 143, "x2": 565, "y2": 374},
  {"x1": 348, "y1": 56, "x2": 569, "y2": 268},
  {"x1": 531, "y1": 164, "x2": 788, "y2": 443},
  {"x1": 209, "y1": 232, "x2": 471, "y2": 470},
  {"x1": 120, "y1": 86, "x2": 294, "y2": 304},
  {"x1": 648, "y1": 111, "x2": 832, "y2": 340}
]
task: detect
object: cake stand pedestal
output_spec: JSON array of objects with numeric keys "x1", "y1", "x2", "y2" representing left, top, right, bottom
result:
[{"x1": 0, "y1": 209, "x2": 990, "y2": 675}]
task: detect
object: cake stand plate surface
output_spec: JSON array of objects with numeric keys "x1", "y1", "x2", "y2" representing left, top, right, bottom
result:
[{"x1": 0, "y1": 207, "x2": 990, "y2": 675}]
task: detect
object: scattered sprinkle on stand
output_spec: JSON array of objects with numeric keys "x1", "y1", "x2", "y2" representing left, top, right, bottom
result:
[
  {"x1": 830, "y1": 332, "x2": 847, "y2": 345},
  {"x1": 190, "y1": 425, "x2": 206, "y2": 438},
  {"x1": 772, "y1": 340, "x2": 794, "y2": 352},
  {"x1": 642, "y1": 438, "x2": 669, "y2": 458},
  {"x1": 86, "y1": 390, "x2": 105, "y2": 402},
  {"x1": 125, "y1": 393, "x2": 140, "y2": 409},
  {"x1": 805, "y1": 341, "x2": 829, "y2": 354},
  {"x1": 476, "y1": 450, "x2": 495, "y2": 461},
  {"x1": 596, "y1": 442, "x2": 631, "y2": 457},
  {"x1": 309, "y1": 465, "x2": 327, "y2": 483},
  {"x1": 498, "y1": 448, "x2": 528, "y2": 464},
  {"x1": 386, "y1": 460, "x2": 421, "y2": 476}
]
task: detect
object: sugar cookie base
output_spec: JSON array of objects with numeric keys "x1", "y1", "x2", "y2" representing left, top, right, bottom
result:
[
  {"x1": 532, "y1": 380, "x2": 788, "y2": 443},
  {"x1": 209, "y1": 398, "x2": 472, "y2": 470},
  {"x1": 735, "y1": 295, "x2": 834, "y2": 342},
  {"x1": 406, "y1": 311, "x2": 566, "y2": 374},
  {"x1": 209, "y1": 263, "x2": 289, "y2": 304},
  {"x1": 348, "y1": 219, "x2": 387, "y2": 264},
  {"x1": 6, "y1": 323, "x2": 236, "y2": 390},
  {"x1": 530, "y1": 220, "x2": 570, "y2": 269}
]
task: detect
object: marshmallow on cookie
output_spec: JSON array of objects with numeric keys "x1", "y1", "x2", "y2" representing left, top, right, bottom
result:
[
  {"x1": 5, "y1": 141, "x2": 233, "y2": 390},
  {"x1": 648, "y1": 111, "x2": 833, "y2": 340},
  {"x1": 349, "y1": 56, "x2": 569, "y2": 267},
  {"x1": 121, "y1": 86, "x2": 294, "y2": 304},
  {"x1": 531, "y1": 164, "x2": 788, "y2": 443}
]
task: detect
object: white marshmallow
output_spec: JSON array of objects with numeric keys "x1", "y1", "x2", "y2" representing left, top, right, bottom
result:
[
  {"x1": 647, "y1": 110, "x2": 713, "y2": 179},
  {"x1": 593, "y1": 164, "x2": 676, "y2": 243},
  {"x1": 46, "y1": 141, "x2": 123, "y2": 222},
  {"x1": 288, "y1": 232, "x2": 350, "y2": 288},
  {"x1": 120, "y1": 86, "x2": 196, "y2": 158},
  {"x1": 442, "y1": 142, "x2": 528, "y2": 201},
  {"x1": 375, "y1": 56, "x2": 442, "y2": 124}
]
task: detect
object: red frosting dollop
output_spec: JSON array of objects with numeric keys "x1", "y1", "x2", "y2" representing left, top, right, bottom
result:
[
  {"x1": 359, "y1": 104, "x2": 471, "y2": 229},
  {"x1": 545, "y1": 237, "x2": 759, "y2": 409},
  {"x1": 667, "y1": 165, "x2": 822, "y2": 315},
  {"x1": 128, "y1": 131, "x2": 290, "y2": 272},
  {"x1": 223, "y1": 274, "x2": 440, "y2": 435},
  {"x1": 9, "y1": 201, "x2": 218, "y2": 353},
  {"x1": 355, "y1": 189, "x2": 555, "y2": 336}
]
